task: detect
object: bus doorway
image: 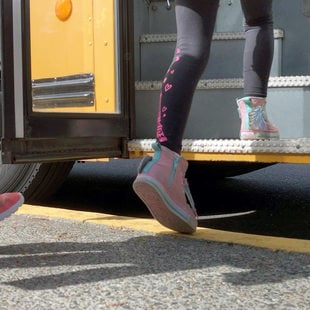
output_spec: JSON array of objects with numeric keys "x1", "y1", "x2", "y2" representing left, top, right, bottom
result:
[{"x1": 0, "y1": 0, "x2": 134, "y2": 200}]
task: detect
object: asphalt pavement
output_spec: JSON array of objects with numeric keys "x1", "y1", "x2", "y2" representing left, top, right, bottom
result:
[{"x1": 1, "y1": 213, "x2": 309, "y2": 309}]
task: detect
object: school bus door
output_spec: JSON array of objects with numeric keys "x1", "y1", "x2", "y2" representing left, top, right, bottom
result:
[{"x1": 1, "y1": 0, "x2": 134, "y2": 164}]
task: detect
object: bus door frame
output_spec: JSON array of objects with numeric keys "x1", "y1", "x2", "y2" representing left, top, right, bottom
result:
[{"x1": 0, "y1": 0, "x2": 135, "y2": 164}]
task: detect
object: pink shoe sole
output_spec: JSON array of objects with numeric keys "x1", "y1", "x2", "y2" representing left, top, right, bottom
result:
[
  {"x1": 240, "y1": 130, "x2": 280, "y2": 140},
  {"x1": 133, "y1": 176, "x2": 197, "y2": 234}
]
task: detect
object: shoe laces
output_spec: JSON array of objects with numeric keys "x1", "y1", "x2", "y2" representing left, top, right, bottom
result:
[{"x1": 183, "y1": 180, "x2": 197, "y2": 217}]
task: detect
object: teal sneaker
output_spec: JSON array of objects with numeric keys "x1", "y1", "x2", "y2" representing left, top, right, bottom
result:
[
  {"x1": 237, "y1": 97, "x2": 280, "y2": 140},
  {"x1": 133, "y1": 142, "x2": 197, "y2": 234}
]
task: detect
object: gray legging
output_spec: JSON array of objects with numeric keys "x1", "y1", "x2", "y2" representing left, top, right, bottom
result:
[{"x1": 157, "y1": 0, "x2": 274, "y2": 154}]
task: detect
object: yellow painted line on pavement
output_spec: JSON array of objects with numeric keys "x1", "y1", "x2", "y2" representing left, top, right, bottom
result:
[{"x1": 17, "y1": 204, "x2": 310, "y2": 254}]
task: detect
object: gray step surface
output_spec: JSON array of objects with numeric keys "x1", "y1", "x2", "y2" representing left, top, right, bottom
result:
[
  {"x1": 139, "y1": 31, "x2": 283, "y2": 81},
  {"x1": 128, "y1": 137, "x2": 310, "y2": 156},
  {"x1": 135, "y1": 76, "x2": 310, "y2": 140}
]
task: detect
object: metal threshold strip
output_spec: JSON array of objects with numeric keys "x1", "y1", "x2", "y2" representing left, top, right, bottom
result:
[
  {"x1": 128, "y1": 138, "x2": 310, "y2": 164},
  {"x1": 135, "y1": 76, "x2": 310, "y2": 90},
  {"x1": 140, "y1": 29, "x2": 284, "y2": 43}
]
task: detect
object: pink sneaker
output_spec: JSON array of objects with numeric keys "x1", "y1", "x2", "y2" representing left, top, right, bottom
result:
[
  {"x1": 0, "y1": 192, "x2": 24, "y2": 221},
  {"x1": 237, "y1": 97, "x2": 280, "y2": 140},
  {"x1": 133, "y1": 142, "x2": 197, "y2": 234}
]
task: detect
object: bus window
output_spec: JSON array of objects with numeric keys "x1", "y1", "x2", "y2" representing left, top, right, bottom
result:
[{"x1": 30, "y1": 0, "x2": 120, "y2": 114}]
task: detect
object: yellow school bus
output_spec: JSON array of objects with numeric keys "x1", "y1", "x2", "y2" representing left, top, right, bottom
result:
[{"x1": 1, "y1": 0, "x2": 310, "y2": 201}]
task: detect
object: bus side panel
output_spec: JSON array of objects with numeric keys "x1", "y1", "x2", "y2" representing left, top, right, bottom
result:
[
  {"x1": 30, "y1": 0, "x2": 94, "y2": 79},
  {"x1": 93, "y1": 0, "x2": 117, "y2": 113}
]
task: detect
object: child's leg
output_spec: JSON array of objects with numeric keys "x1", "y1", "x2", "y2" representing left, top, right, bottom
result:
[
  {"x1": 157, "y1": 0, "x2": 220, "y2": 154},
  {"x1": 238, "y1": 0, "x2": 279, "y2": 140},
  {"x1": 241, "y1": 0, "x2": 274, "y2": 97}
]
